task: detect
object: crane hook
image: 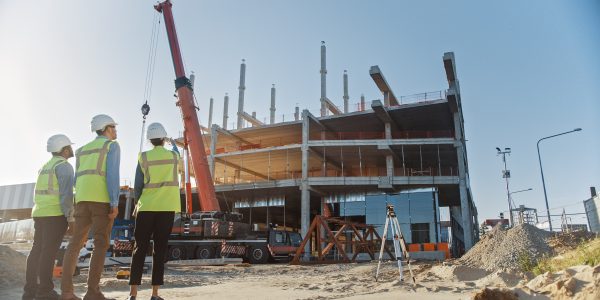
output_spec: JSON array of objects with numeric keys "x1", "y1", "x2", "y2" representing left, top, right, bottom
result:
[{"x1": 141, "y1": 101, "x2": 150, "y2": 120}]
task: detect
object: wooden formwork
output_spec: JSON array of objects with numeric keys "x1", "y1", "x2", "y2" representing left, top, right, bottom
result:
[{"x1": 290, "y1": 215, "x2": 393, "y2": 265}]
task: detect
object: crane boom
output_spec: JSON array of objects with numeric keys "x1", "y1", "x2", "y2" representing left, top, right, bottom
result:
[{"x1": 155, "y1": 0, "x2": 221, "y2": 212}]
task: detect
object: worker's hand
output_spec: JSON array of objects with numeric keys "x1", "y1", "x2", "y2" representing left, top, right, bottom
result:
[
  {"x1": 66, "y1": 222, "x2": 75, "y2": 235},
  {"x1": 108, "y1": 206, "x2": 119, "y2": 219}
]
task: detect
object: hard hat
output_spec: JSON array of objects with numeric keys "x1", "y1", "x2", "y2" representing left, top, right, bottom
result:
[
  {"x1": 146, "y1": 122, "x2": 168, "y2": 140},
  {"x1": 91, "y1": 114, "x2": 117, "y2": 132},
  {"x1": 47, "y1": 134, "x2": 74, "y2": 153}
]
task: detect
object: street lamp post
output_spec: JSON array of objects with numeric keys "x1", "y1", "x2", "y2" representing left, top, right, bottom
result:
[
  {"x1": 496, "y1": 147, "x2": 513, "y2": 226},
  {"x1": 537, "y1": 128, "x2": 582, "y2": 232}
]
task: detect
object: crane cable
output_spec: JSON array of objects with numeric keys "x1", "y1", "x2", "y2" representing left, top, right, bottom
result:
[{"x1": 139, "y1": 11, "x2": 161, "y2": 153}]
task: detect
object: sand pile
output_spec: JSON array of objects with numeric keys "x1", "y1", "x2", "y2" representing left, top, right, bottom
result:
[
  {"x1": 458, "y1": 224, "x2": 552, "y2": 272},
  {"x1": 0, "y1": 245, "x2": 27, "y2": 286}
]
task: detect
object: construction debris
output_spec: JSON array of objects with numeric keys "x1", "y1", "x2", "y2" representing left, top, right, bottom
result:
[
  {"x1": 458, "y1": 224, "x2": 552, "y2": 272},
  {"x1": 0, "y1": 245, "x2": 27, "y2": 286}
]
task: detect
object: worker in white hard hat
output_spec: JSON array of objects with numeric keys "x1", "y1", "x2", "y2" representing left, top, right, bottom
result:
[
  {"x1": 23, "y1": 134, "x2": 75, "y2": 300},
  {"x1": 127, "y1": 122, "x2": 180, "y2": 300},
  {"x1": 61, "y1": 114, "x2": 120, "y2": 300}
]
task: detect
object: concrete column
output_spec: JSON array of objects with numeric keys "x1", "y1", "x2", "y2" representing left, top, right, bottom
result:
[
  {"x1": 386, "y1": 155, "x2": 394, "y2": 178},
  {"x1": 360, "y1": 94, "x2": 365, "y2": 111},
  {"x1": 209, "y1": 125, "x2": 217, "y2": 177},
  {"x1": 237, "y1": 59, "x2": 246, "y2": 129},
  {"x1": 384, "y1": 91, "x2": 390, "y2": 107},
  {"x1": 343, "y1": 70, "x2": 349, "y2": 113},
  {"x1": 208, "y1": 97, "x2": 214, "y2": 128},
  {"x1": 384, "y1": 122, "x2": 392, "y2": 140},
  {"x1": 223, "y1": 93, "x2": 229, "y2": 129},
  {"x1": 385, "y1": 122, "x2": 393, "y2": 179},
  {"x1": 301, "y1": 110, "x2": 311, "y2": 257},
  {"x1": 454, "y1": 112, "x2": 473, "y2": 249},
  {"x1": 270, "y1": 84, "x2": 276, "y2": 124},
  {"x1": 320, "y1": 42, "x2": 327, "y2": 117}
]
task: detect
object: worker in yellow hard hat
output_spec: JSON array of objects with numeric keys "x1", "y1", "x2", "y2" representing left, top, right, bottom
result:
[
  {"x1": 23, "y1": 134, "x2": 75, "y2": 300},
  {"x1": 127, "y1": 122, "x2": 181, "y2": 300},
  {"x1": 61, "y1": 114, "x2": 120, "y2": 300}
]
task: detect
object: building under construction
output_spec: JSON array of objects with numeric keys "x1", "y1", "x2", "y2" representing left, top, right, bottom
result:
[{"x1": 186, "y1": 45, "x2": 479, "y2": 255}]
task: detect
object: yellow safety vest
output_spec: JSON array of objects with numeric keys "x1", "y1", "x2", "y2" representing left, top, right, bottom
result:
[
  {"x1": 136, "y1": 146, "x2": 181, "y2": 212},
  {"x1": 32, "y1": 156, "x2": 68, "y2": 217},
  {"x1": 75, "y1": 137, "x2": 115, "y2": 203}
]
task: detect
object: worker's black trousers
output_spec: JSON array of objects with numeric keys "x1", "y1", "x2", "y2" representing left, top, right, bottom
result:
[
  {"x1": 24, "y1": 216, "x2": 68, "y2": 297},
  {"x1": 129, "y1": 211, "x2": 174, "y2": 286}
]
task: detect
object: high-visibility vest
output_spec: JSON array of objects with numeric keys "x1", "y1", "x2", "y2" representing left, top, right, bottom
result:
[
  {"x1": 75, "y1": 137, "x2": 116, "y2": 203},
  {"x1": 32, "y1": 156, "x2": 68, "y2": 217},
  {"x1": 136, "y1": 146, "x2": 181, "y2": 212}
]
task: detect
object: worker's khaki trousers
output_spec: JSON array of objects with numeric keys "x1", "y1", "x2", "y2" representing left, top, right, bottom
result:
[{"x1": 61, "y1": 202, "x2": 113, "y2": 296}]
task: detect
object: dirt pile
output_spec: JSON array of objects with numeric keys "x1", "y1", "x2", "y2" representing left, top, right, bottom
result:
[
  {"x1": 548, "y1": 231, "x2": 598, "y2": 254},
  {"x1": 0, "y1": 244, "x2": 27, "y2": 286},
  {"x1": 458, "y1": 224, "x2": 552, "y2": 272},
  {"x1": 472, "y1": 288, "x2": 518, "y2": 300}
]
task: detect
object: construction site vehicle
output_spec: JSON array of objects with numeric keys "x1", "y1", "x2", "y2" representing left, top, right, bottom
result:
[
  {"x1": 168, "y1": 214, "x2": 302, "y2": 263},
  {"x1": 153, "y1": 0, "x2": 301, "y2": 264}
]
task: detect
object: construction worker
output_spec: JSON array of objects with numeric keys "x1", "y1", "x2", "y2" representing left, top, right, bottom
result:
[
  {"x1": 127, "y1": 123, "x2": 180, "y2": 300},
  {"x1": 23, "y1": 134, "x2": 75, "y2": 300},
  {"x1": 61, "y1": 114, "x2": 120, "y2": 300}
]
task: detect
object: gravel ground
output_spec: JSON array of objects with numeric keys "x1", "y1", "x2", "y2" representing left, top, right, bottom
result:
[
  {"x1": 0, "y1": 245, "x2": 26, "y2": 286},
  {"x1": 458, "y1": 224, "x2": 553, "y2": 272}
]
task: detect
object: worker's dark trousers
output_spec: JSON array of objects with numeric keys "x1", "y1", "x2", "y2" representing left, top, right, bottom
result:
[
  {"x1": 23, "y1": 216, "x2": 68, "y2": 298},
  {"x1": 129, "y1": 211, "x2": 174, "y2": 286}
]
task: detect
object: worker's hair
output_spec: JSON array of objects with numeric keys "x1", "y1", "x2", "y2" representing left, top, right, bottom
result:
[
  {"x1": 150, "y1": 138, "x2": 164, "y2": 146},
  {"x1": 95, "y1": 130, "x2": 104, "y2": 136}
]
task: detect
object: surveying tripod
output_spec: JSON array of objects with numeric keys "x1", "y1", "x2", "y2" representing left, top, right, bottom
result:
[{"x1": 375, "y1": 204, "x2": 416, "y2": 283}]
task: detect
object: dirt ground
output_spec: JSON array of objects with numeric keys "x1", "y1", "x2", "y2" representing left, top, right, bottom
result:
[{"x1": 1, "y1": 260, "x2": 510, "y2": 300}]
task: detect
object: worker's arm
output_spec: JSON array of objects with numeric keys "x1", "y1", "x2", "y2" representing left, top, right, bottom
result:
[
  {"x1": 170, "y1": 138, "x2": 180, "y2": 155},
  {"x1": 133, "y1": 162, "x2": 144, "y2": 200},
  {"x1": 106, "y1": 142, "x2": 121, "y2": 209},
  {"x1": 56, "y1": 162, "x2": 75, "y2": 222}
]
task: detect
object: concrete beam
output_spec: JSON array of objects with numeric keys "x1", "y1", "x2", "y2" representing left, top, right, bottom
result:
[
  {"x1": 371, "y1": 100, "x2": 401, "y2": 133},
  {"x1": 215, "y1": 144, "x2": 301, "y2": 158},
  {"x1": 308, "y1": 147, "x2": 342, "y2": 171},
  {"x1": 238, "y1": 111, "x2": 265, "y2": 127},
  {"x1": 214, "y1": 157, "x2": 269, "y2": 180},
  {"x1": 443, "y1": 52, "x2": 457, "y2": 85},
  {"x1": 323, "y1": 97, "x2": 342, "y2": 115},
  {"x1": 369, "y1": 65, "x2": 398, "y2": 106},
  {"x1": 214, "y1": 125, "x2": 253, "y2": 145},
  {"x1": 309, "y1": 138, "x2": 456, "y2": 147}
]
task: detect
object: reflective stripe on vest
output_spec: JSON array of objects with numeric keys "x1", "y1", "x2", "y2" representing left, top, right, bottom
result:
[
  {"x1": 140, "y1": 151, "x2": 179, "y2": 188},
  {"x1": 75, "y1": 138, "x2": 115, "y2": 203},
  {"x1": 32, "y1": 156, "x2": 67, "y2": 217},
  {"x1": 75, "y1": 140, "x2": 112, "y2": 177},
  {"x1": 136, "y1": 147, "x2": 181, "y2": 212}
]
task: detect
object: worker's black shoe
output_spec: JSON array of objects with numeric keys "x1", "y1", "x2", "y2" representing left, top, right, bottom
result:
[
  {"x1": 149, "y1": 297, "x2": 164, "y2": 300},
  {"x1": 82, "y1": 293, "x2": 115, "y2": 300},
  {"x1": 22, "y1": 292, "x2": 35, "y2": 300},
  {"x1": 35, "y1": 290, "x2": 61, "y2": 300},
  {"x1": 125, "y1": 297, "x2": 135, "y2": 300}
]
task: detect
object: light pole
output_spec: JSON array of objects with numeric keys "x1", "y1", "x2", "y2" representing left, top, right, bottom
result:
[
  {"x1": 537, "y1": 128, "x2": 582, "y2": 232},
  {"x1": 496, "y1": 147, "x2": 513, "y2": 226}
]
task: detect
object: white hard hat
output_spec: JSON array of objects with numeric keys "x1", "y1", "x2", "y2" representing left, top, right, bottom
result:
[
  {"x1": 47, "y1": 134, "x2": 74, "y2": 153},
  {"x1": 91, "y1": 114, "x2": 117, "y2": 132},
  {"x1": 147, "y1": 122, "x2": 168, "y2": 140}
]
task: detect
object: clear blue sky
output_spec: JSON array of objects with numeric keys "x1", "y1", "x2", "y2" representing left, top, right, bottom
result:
[{"x1": 0, "y1": 1, "x2": 598, "y2": 224}]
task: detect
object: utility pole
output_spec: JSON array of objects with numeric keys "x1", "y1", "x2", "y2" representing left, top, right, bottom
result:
[{"x1": 496, "y1": 147, "x2": 513, "y2": 227}]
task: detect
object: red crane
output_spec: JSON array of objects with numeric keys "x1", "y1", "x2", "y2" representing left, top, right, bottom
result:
[{"x1": 155, "y1": 0, "x2": 220, "y2": 212}]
